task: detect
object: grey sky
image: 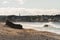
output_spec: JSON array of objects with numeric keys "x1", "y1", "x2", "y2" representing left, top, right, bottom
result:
[
  {"x1": 0, "y1": 0, "x2": 60, "y2": 9},
  {"x1": 23, "y1": 0, "x2": 60, "y2": 9}
]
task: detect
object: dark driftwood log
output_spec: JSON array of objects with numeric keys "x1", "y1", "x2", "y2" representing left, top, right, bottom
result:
[{"x1": 5, "y1": 20, "x2": 23, "y2": 29}]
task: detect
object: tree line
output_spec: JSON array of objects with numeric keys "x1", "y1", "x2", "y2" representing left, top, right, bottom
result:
[{"x1": 0, "y1": 15, "x2": 60, "y2": 22}]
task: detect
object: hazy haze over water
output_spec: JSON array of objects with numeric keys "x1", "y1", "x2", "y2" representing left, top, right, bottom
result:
[{"x1": 0, "y1": 8, "x2": 60, "y2": 16}]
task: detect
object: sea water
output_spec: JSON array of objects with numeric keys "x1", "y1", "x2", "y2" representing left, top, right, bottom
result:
[{"x1": 14, "y1": 22, "x2": 60, "y2": 34}]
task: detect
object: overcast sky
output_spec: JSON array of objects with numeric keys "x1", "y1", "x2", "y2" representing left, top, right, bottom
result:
[
  {"x1": 0, "y1": 0, "x2": 60, "y2": 9},
  {"x1": 0, "y1": 0, "x2": 60, "y2": 15}
]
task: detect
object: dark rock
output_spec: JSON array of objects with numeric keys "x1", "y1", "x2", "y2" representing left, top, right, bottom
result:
[
  {"x1": 44, "y1": 24, "x2": 49, "y2": 27},
  {"x1": 5, "y1": 20, "x2": 23, "y2": 29}
]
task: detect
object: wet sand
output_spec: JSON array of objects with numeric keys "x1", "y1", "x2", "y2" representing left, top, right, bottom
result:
[{"x1": 0, "y1": 23, "x2": 60, "y2": 40}]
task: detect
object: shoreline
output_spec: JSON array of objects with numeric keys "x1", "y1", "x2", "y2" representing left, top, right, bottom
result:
[
  {"x1": 0, "y1": 23, "x2": 60, "y2": 40},
  {"x1": 1, "y1": 22, "x2": 60, "y2": 34}
]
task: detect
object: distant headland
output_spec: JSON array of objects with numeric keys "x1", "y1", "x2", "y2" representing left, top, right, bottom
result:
[{"x1": 0, "y1": 14, "x2": 60, "y2": 22}]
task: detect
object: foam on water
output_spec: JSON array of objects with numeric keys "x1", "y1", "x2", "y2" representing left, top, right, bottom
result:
[{"x1": 14, "y1": 22, "x2": 60, "y2": 34}]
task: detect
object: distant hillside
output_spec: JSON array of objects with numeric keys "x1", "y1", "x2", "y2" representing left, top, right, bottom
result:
[{"x1": 0, "y1": 15, "x2": 60, "y2": 22}]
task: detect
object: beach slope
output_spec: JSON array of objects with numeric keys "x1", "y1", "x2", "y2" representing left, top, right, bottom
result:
[{"x1": 0, "y1": 23, "x2": 60, "y2": 40}]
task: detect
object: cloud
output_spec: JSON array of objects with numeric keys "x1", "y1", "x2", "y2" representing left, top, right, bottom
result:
[
  {"x1": 0, "y1": 0, "x2": 25, "y2": 7},
  {"x1": 16, "y1": 0, "x2": 24, "y2": 5},
  {"x1": 0, "y1": 8, "x2": 60, "y2": 16},
  {"x1": 2, "y1": 1, "x2": 9, "y2": 4}
]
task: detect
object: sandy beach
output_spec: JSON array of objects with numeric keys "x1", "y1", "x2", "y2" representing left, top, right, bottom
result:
[{"x1": 0, "y1": 23, "x2": 60, "y2": 40}]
